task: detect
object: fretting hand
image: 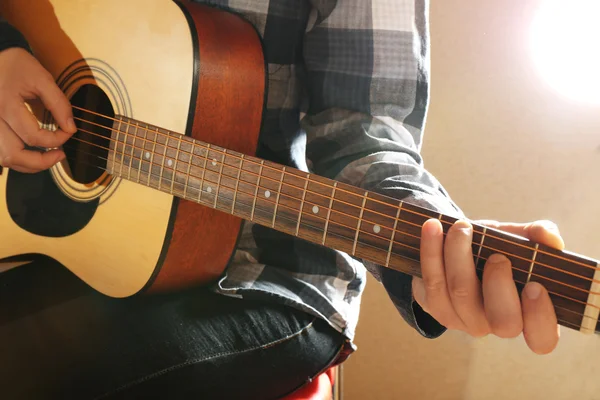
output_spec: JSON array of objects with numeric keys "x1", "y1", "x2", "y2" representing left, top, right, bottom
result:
[
  {"x1": 413, "y1": 219, "x2": 564, "y2": 354},
  {"x1": 0, "y1": 47, "x2": 76, "y2": 173}
]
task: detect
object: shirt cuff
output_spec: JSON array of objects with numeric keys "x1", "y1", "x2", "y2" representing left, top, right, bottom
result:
[
  {"x1": 0, "y1": 19, "x2": 32, "y2": 54},
  {"x1": 379, "y1": 265, "x2": 446, "y2": 338}
]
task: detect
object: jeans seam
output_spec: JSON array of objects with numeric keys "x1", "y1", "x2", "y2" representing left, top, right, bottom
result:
[{"x1": 94, "y1": 317, "x2": 317, "y2": 400}]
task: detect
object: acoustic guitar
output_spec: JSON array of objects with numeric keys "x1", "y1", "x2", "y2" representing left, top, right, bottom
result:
[{"x1": 0, "y1": 0, "x2": 598, "y2": 335}]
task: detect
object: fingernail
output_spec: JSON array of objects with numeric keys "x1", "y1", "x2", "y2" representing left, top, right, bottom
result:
[
  {"x1": 487, "y1": 253, "x2": 509, "y2": 264},
  {"x1": 455, "y1": 219, "x2": 473, "y2": 234},
  {"x1": 525, "y1": 283, "x2": 542, "y2": 300},
  {"x1": 67, "y1": 117, "x2": 76, "y2": 132},
  {"x1": 541, "y1": 220, "x2": 559, "y2": 233}
]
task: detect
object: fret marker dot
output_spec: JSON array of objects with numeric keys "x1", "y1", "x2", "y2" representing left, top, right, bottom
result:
[
  {"x1": 312, "y1": 205, "x2": 319, "y2": 214},
  {"x1": 264, "y1": 190, "x2": 271, "y2": 198},
  {"x1": 373, "y1": 225, "x2": 381, "y2": 234},
  {"x1": 212, "y1": 158, "x2": 217, "y2": 166},
  {"x1": 207, "y1": 186, "x2": 212, "y2": 193},
  {"x1": 145, "y1": 152, "x2": 150, "y2": 159},
  {"x1": 167, "y1": 159, "x2": 173, "y2": 167}
]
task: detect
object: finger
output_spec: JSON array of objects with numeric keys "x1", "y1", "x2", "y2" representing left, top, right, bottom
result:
[
  {"x1": 419, "y1": 219, "x2": 465, "y2": 330},
  {"x1": 521, "y1": 282, "x2": 559, "y2": 354},
  {"x1": 0, "y1": 119, "x2": 64, "y2": 172},
  {"x1": 3, "y1": 99, "x2": 73, "y2": 148},
  {"x1": 34, "y1": 73, "x2": 76, "y2": 134},
  {"x1": 523, "y1": 221, "x2": 564, "y2": 250},
  {"x1": 444, "y1": 220, "x2": 491, "y2": 337},
  {"x1": 477, "y1": 220, "x2": 565, "y2": 250},
  {"x1": 482, "y1": 254, "x2": 523, "y2": 338},
  {"x1": 412, "y1": 277, "x2": 427, "y2": 310},
  {"x1": 1, "y1": 161, "x2": 39, "y2": 174}
]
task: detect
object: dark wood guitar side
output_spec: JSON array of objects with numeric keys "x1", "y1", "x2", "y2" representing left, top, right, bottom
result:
[{"x1": 146, "y1": 1, "x2": 266, "y2": 293}]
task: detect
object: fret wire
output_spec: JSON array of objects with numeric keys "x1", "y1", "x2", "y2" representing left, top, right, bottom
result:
[
  {"x1": 353, "y1": 192, "x2": 369, "y2": 256},
  {"x1": 92, "y1": 117, "x2": 598, "y2": 280},
  {"x1": 475, "y1": 227, "x2": 487, "y2": 266},
  {"x1": 251, "y1": 160, "x2": 264, "y2": 222},
  {"x1": 98, "y1": 134, "x2": 600, "y2": 289},
  {"x1": 72, "y1": 155, "x2": 593, "y2": 324},
  {"x1": 183, "y1": 141, "x2": 194, "y2": 199},
  {"x1": 118, "y1": 119, "x2": 129, "y2": 177},
  {"x1": 72, "y1": 112, "x2": 600, "y2": 274},
  {"x1": 127, "y1": 121, "x2": 138, "y2": 180},
  {"x1": 296, "y1": 174, "x2": 310, "y2": 236},
  {"x1": 322, "y1": 182, "x2": 337, "y2": 245},
  {"x1": 158, "y1": 128, "x2": 168, "y2": 192},
  {"x1": 527, "y1": 243, "x2": 540, "y2": 283},
  {"x1": 232, "y1": 154, "x2": 244, "y2": 214},
  {"x1": 138, "y1": 121, "x2": 148, "y2": 183},
  {"x1": 84, "y1": 115, "x2": 595, "y2": 276},
  {"x1": 212, "y1": 176, "x2": 598, "y2": 311},
  {"x1": 108, "y1": 135, "x2": 600, "y2": 287},
  {"x1": 197, "y1": 143, "x2": 209, "y2": 203},
  {"x1": 112, "y1": 118, "x2": 123, "y2": 174},
  {"x1": 78, "y1": 144, "x2": 600, "y2": 314},
  {"x1": 272, "y1": 167, "x2": 285, "y2": 228},
  {"x1": 386, "y1": 201, "x2": 403, "y2": 267},
  {"x1": 214, "y1": 150, "x2": 226, "y2": 208},
  {"x1": 171, "y1": 136, "x2": 182, "y2": 195},
  {"x1": 147, "y1": 125, "x2": 157, "y2": 187}
]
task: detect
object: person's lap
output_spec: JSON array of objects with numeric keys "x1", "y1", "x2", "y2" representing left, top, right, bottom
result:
[{"x1": 0, "y1": 257, "x2": 344, "y2": 399}]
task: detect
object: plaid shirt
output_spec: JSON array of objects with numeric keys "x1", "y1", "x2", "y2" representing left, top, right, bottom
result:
[{"x1": 1, "y1": 0, "x2": 464, "y2": 358}]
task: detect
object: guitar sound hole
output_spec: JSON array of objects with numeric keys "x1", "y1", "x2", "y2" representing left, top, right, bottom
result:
[{"x1": 65, "y1": 84, "x2": 114, "y2": 184}]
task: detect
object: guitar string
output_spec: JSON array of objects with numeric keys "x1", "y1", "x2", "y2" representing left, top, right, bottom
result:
[
  {"x1": 68, "y1": 105, "x2": 599, "y2": 272},
  {"x1": 64, "y1": 130, "x2": 600, "y2": 290},
  {"x1": 58, "y1": 139, "x2": 600, "y2": 306},
  {"x1": 55, "y1": 145, "x2": 600, "y2": 324},
  {"x1": 64, "y1": 121, "x2": 600, "y2": 286}
]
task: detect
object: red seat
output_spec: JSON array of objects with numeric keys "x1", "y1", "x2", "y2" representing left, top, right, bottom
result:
[{"x1": 280, "y1": 367, "x2": 336, "y2": 400}]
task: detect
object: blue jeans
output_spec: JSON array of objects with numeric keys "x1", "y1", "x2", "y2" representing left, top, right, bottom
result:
[{"x1": 0, "y1": 258, "x2": 345, "y2": 399}]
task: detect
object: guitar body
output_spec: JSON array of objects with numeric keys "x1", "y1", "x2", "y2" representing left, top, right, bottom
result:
[{"x1": 0, "y1": 0, "x2": 265, "y2": 297}]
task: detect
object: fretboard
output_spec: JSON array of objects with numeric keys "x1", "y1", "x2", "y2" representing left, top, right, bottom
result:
[{"x1": 106, "y1": 115, "x2": 600, "y2": 334}]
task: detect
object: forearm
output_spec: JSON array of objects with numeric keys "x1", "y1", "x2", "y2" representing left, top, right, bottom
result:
[{"x1": 302, "y1": 0, "x2": 465, "y2": 337}]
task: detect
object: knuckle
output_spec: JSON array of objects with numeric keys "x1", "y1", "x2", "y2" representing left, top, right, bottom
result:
[
  {"x1": 451, "y1": 286, "x2": 470, "y2": 298},
  {"x1": 448, "y1": 274, "x2": 471, "y2": 298},
  {"x1": 21, "y1": 132, "x2": 38, "y2": 147},
  {"x1": 423, "y1": 278, "x2": 446, "y2": 293}
]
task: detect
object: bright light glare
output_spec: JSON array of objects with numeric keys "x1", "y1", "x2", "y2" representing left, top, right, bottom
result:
[{"x1": 531, "y1": 0, "x2": 600, "y2": 105}]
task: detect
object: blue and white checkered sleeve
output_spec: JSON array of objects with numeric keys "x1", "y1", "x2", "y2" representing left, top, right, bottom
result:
[{"x1": 301, "y1": 0, "x2": 465, "y2": 338}]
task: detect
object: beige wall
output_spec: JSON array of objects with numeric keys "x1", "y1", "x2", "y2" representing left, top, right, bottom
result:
[{"x1": 343, "y1": 0, "x2": 600, "y2": 399}]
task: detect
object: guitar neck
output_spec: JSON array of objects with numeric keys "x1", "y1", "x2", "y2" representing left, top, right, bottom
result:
[{"x1": 106, "y1": 115, "x2": 600, "y2": 334}]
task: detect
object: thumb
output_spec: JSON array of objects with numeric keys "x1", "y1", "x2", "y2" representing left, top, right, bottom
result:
[{"x1": 34, "y1": 73, "x2": 76, "y2": 135}]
